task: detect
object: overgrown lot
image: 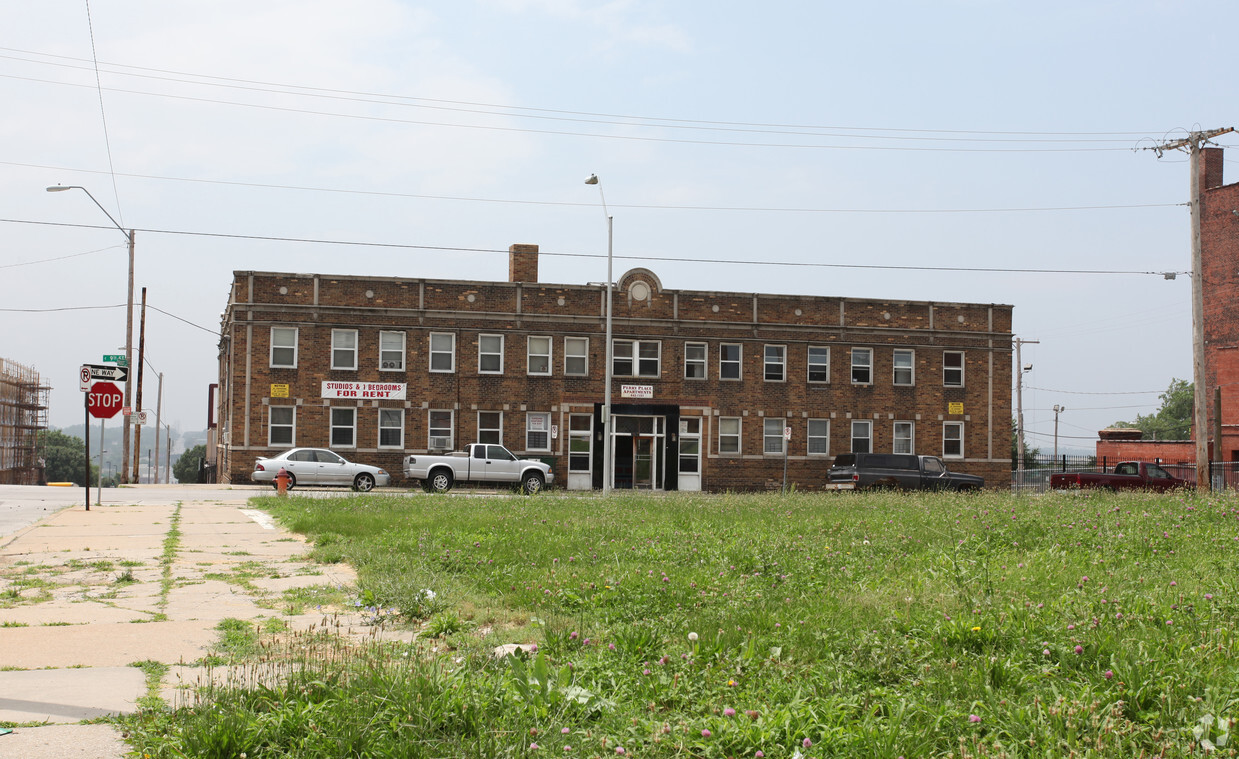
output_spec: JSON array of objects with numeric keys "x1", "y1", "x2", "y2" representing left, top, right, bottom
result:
[{"x1": 124, "y1": 489, "x2": 1239, "y2": 757}]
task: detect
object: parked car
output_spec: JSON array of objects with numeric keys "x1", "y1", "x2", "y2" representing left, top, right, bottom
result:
[
  {"x1": 826, "y1": 453, "x2": 984, "y2": 491},
  {"x1": 252, "y1": 448, "x2": 390, "y2": 491},
  {"x1": 404, "y1": 443, "x2": 553, "y2": 494},
  {"x1": 1049, "y1": 461, "x2": 1187, "y2": 492}
]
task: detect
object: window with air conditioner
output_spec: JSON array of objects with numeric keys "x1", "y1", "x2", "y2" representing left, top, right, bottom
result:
[
  {"x1": 379, "y1": 331, "x2": 405, "y2": 371},
  {"x1": 429, "y1": 410, "x2": 454, "y2": 449}
]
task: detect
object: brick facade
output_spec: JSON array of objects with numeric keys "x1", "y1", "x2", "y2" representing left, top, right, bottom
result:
[
  {"x1": 217, "y1": 245, "x2": 1014, "y2": 490},
  {"x1": 1202, "y1": 148, "x2": 1239, "y2": 463}
]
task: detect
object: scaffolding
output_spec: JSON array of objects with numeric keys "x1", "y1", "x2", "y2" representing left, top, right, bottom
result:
[{"x1": 0, "y1": 358, "x2": 51, "y2": 485}]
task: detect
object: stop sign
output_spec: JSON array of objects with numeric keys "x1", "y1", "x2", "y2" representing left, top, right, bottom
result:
[{"x1": 88, "y1": 381, "x2": 124, "y2": 419}]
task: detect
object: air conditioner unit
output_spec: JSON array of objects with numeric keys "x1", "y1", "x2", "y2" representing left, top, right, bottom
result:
[
  {"x1": 381, "y1": 361, "x2": 401, "y2": 369},
  {"x1": 429, "y1": 436, "x2": 451, "y2": 450}
]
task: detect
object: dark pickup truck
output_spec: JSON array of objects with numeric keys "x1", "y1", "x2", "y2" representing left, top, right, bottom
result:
[
  {"x1": 827, "y1": 453, "x2": 984, "y2": 491},
  {"x1": 1049, "y1": 461, "x2": 1187, "y2": 492}
]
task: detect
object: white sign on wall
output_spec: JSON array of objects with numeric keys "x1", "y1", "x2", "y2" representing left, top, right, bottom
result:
[
  {"x1": 321, "y1": 381, "x2": 407, "y2": 400},
  {"x1": 621, "y1": 384, "x2": 654, "y2": 399}
]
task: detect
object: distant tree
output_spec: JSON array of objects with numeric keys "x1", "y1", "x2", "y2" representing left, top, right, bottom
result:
[
  {"x1": 1111, "y1": 378, "x2": 1193, "y2": 440},
  {"x1": 173, "y1": 444, "x2": 206, "y2": 484},
  {"x1": 38, "y1": 429, "x2": 97, "y2": 486},
  {"x1": 1011, "y1": 416, "x2": 1041, "y2": 468}
]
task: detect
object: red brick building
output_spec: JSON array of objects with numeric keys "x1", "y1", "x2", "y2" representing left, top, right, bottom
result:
[
  {"x1": 1202, "y1": 147, "x2": 1239, "y2": 464},
  {"x1": 216, "y1": 245, "x2": 1014, "y2": 490}
]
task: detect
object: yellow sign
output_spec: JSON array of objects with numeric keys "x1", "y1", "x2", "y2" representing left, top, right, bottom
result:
[
  {"x1": 948, "y1": 402, "x2": 964, "y2": 415},
  {"x1": 271, "y1": 384, "x2": 290, "y2": 398}
]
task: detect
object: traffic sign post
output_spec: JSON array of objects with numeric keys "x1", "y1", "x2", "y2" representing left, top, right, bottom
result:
[{"x1": 88, "y1": 381, "x2": 124, "y2": 420}]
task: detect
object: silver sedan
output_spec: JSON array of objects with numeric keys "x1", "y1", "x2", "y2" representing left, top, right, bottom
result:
[{"x1": 252, "y1": 448, "x2": 390, "y2": 491}]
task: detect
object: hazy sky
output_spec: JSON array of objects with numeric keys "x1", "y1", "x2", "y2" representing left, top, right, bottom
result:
[{"x1": 2, "y1": 1, "x2": 1234, "y2": 455}]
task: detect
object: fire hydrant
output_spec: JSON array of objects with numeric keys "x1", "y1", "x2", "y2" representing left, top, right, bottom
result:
[{"x1": 275, "y1": 467, "x2": 290, "y2": 496}]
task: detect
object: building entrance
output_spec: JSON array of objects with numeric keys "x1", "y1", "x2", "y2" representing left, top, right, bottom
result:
[{"x1": 612, "y1": 415, "x2": 664, "y2": 489}]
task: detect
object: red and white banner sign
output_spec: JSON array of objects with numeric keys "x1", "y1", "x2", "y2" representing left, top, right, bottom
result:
[{"x1": 321, "y1": 381, "x2": 407, "y2": 400}]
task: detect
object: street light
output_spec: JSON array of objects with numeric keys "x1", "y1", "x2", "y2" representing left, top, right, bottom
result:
[
  {"x1": 48, "y1": 184, "x2": 136, "y2": 484},
  {"x1": 585, "y1": 174, "x2": 613, "y2": 496}
]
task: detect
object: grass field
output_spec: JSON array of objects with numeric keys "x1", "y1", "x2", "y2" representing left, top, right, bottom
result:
[{"x1": 122, "y1": 488, "x2": 1239, "y2": 758}]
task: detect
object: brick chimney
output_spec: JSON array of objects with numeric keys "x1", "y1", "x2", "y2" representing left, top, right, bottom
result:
[
  {"x1": 509, "y1": 243, "x2": 539, "y2": 283},
  {"x1": 1203, "y1": 147, "x2": 1225, "y2": 192}
]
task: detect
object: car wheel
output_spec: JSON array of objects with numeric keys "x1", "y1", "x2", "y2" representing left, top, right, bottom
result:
[
  {"x1": 353, "y1": 473, "x2": 375, "y2": 492},
  {"x1": 521, "y1": 472, "x2": 545, "y2": 495},
  {"x1": 428, "y1": 469, "x2": 454, "y2": 493},
  {"x1": 271, "y1": 473, "x2": 296, "y2": 491}
]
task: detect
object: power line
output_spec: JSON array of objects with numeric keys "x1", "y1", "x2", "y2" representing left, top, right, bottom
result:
[
  {"x1": 0, "y1": 46, "x2": 1169, "y2": 142},
  {"x1": 0, "y1": 300, "x2": 218, "y2": 336},
  {"x1": 0, "y1": 216, "x2": 1189, "y2": 278},
  {"x1": 0, "y1": 72, "x2": 1144, "y2": 154},
  {"x1": 2, "y1": 158, "x2": 1184, "y2": 215},
  {"x1": 0, "y1": 242, "x2": 121, "y2": 269},
  {"x1": 1023, "y1": 386, "x2": 1162, "y2": 395}
]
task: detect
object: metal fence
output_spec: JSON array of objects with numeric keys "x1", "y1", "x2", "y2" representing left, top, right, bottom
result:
[{"x1": 1010, "y1": 455, "x2": 1239, "y2": 494}]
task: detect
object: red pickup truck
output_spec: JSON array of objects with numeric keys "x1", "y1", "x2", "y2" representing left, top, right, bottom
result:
[{"x1": 1049, "y1": 461, "x2": 1188, "y2": 492}]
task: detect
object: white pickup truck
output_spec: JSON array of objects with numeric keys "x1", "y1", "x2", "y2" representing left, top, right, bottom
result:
[{"x1": 404, "y1": 443, "x2": 554, "y2": 494}]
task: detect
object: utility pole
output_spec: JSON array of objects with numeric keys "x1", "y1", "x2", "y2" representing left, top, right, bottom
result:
[
  {"x1": 1145, "y1": 127, "x2": 1235, "y2": 491},
  {"x1": 1053, "y1": 404, "x2": 1066, "y2": 460},
  {"x1": 132, "y1": 287, "x2": 147, "y2": 484},
  {"x1": 1014, "y1": 337, "x2": 1039, "y2": 472}
]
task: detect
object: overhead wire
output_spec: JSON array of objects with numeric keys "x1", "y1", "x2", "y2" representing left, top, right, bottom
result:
[{"x1": 0, "y1": 216, "x2": 1190, "y2": 278}]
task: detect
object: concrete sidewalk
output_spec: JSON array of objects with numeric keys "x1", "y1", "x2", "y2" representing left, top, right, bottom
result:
[{"x1": 0, "y1": 484, "x2": 407, "y2": 758}]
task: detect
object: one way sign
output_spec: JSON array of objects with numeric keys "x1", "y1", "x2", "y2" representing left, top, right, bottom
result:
[{"x1": 83, "y1": 363, "x2": 129, "y2": 383}]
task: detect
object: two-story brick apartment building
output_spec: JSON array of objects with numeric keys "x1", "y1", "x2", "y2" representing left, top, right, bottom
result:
[{"x1": 216, "y1": 245, "x2": 1013, "y2": 490}]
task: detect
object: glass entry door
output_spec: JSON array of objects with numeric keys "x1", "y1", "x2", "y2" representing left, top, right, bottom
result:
[{"x1": 611, "y1": 415, "x2": 664, "y2": 490}]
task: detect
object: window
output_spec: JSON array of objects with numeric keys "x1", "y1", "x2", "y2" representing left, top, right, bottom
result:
[
  {"x1": 378, "y1": 408, "x2": 404, "y2": 448},
  {"x1": 527, "y1": 336, "x2": 552, "y2": 375},
  {"x1": 684, "y1": 342, "x2": 707, "y2": 379},
  {"x1": 269, "y1": 406, "x2": 295, "y2": 447},
  {"x1": 764, "y1": 345, "x2": 786, "y2": 382},
  {"x1": 526, "y1": 412, "x2": 551, "y2": 451},
  {"x1": 330, "y1": 407, "x2": 356, "y2": 448},
  {"x1": 943, "y1": 422, "x2": 964, "y2": 458},
  {"x1": 569, "y1": 414, "x2": 592, "y2": 472},
  {"x1": 944, "y1": 351, "x2": 965, "y2": 387},
  {"x1": 893, "y1": 421, "x2": 914, "y2": 454},
  {"x1": 379, "y1": 331, "x2": 405, "y2": 371},
  {"x1": 763, "y1": 418, "x2": 785, "y2": 454},
  {"x1": 851, "y1": 420, "x2": 872, "y2": 453},
  {"x1": 893, "y1": 349, "x2": 914, "y2": 386},
  {"x1": 613, "y1": 340, "x2": 660, "y2": 377},
  {"x1": 430, "y1": 333, "x2": 455, "y2": 373},
  {"x1": 720, "y1": 343, "x2": 742, "y2": 380},
  {"x1": 719, "y1": 417, "x2": 741, "y2": 454},
  {"x1": 332, "y1": 329, "x2": 358, "y2": 370},
  {"x1": 477, "y1": 411, "x2": 502, "y2": 445},
  {"x1": 851, "y1": 348, "x2": 873, "y2": 384},
  {"x1": 479, "y1": 334, "x2": 504, "y2": 374},
  {"x1": 270, "y1": 327, "x2": 298, "y2": 368},
  {"x1": 808, "y1": 346, "x2": 829, "y2": 383},
  {"x1": 565, "y1": 337, "x2": 588, "y2": 376},
  {"x1": 429, "y1": 410, "x2": 454, "y2": 450},
  {"x1": 807, "y1": 419, "x2": 829, "y2": 455}
]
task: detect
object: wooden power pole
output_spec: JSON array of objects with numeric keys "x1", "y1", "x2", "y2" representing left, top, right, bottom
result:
[{"x1": 1146, "y1": 127, "x2": 1235, "y2": 491}]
